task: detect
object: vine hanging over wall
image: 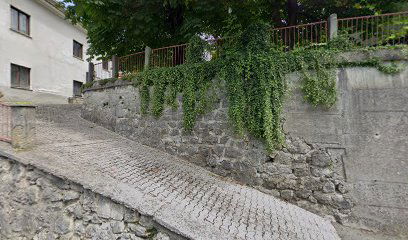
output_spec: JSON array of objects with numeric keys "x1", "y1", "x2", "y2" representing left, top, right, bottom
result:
[
  {"x1": 89, "y1": 25, "x2": 406, "y2": 153},
  {"x1": 218, "y1": 22, "x2": 339, "y2": 151},
  {"x1": 133, "y1": 35, "x2": 219, "y2": 132}
]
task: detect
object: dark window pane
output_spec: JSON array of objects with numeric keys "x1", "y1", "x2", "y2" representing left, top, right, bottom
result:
[
  {"x1": 10, "y1": 64, "x2": 30, "y2": 89},
  {"x1": 73, "y1": 41, "x2": 83, "y2": 59},
  {"x1": 73, "y1": 81, "x2": 83, "y2": 96},
  {"x1": 19, "y1": 13, "x2": 28, "y2": 34},
  {"x1": 19, "y1": 67, "x2": 30, "y2": 88},
  {"x1": 11, "y1": 8, "x2": 18, "y2": 31},
  {"x1": 11, "y1": 64, "x2": 19, "y2": 88}
]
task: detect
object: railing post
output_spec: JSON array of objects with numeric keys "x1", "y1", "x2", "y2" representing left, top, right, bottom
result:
[
  {"x1": 112, "y1": 56, "x2": 119, "y2": 78},
  {"x1": 9, "y1": 103, "x2": 36, "y2": 150},
  {"x1": 88, "y1": 62, "x2": 94, "y2": 83},
  {"x1": 328, "y1": 13, "x2": 338, "y2": 40},
  {"x1": 144, "y1": 46, "x2": 152, "y2": 70}
]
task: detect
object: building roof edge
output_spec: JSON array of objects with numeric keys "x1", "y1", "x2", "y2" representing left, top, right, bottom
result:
[{"x1": 34, "y1": 0, "x2": 87, "y2": 34}]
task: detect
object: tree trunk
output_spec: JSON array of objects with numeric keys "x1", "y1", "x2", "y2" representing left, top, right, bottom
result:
[{"x1": 287, "y1": 0, "x2": 298, "y2": 26}]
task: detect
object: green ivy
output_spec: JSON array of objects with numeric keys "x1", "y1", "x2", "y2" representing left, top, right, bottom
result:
[
  {"x1": 81, "y1": 81, "x2": 94, "y2": 92},
  {"x1": 185, "y1": 35, "x2": 209, "y2": 64},
  {"x1": 337, "y1": 57, "x2": 404, "y2": 74},
  {"x1": 220, "y1": 52, "x2": 288, "y2": 151},
  {"x1": 129, "y1": 38, "x2": 218, "y2": 132},
  {"x1": 218, "y1": 22, "x2": 339, "y2": 152},
  {"x1": 377, "y1": 62, "x2": 403, "y2": 74},
  {"x1": 99, "y1": 78, "x2": 116, "y2": 86},
  {"x1": 299, "y1": 50, "x2": 337, "y2": 107},
  {"x1": 92, "y1": 29, "x2": 405, "y2": 153}
]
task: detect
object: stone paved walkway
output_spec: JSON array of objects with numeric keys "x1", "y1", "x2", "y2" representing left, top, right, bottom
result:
[{"x1": 0, "y1": 105, "x2": 340, "y2": 240}]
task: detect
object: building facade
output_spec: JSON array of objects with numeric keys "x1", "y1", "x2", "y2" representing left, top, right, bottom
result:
[{"x1": 0, "y1": 0, "x2": 89, "y2": 98}]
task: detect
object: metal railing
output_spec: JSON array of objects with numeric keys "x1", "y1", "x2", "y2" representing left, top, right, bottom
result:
[
  {"x1": 0, "y1": 103, "x2": 12, "y2": 143},
  {"x1": 150, "y1": 43, "x2": 188, "y2": 68},
  {"x1": 115, "y1": 44, "x2": 188, "y2": 75},
  {"x1": 271, "y1": 11, "x2": 408, "y2": 49},
  {"x1": 89, "y1": 11, "x2": 407, "y2": 80},
  {"x1": 118, "y1": 51, "x2": 145, "y2": 76},
  {"x1": 338, "y1": 11, "x2": 408, "y2": 47},
  {"x1": 271, "y1": 21, "x2": 329, "y2": 49}
]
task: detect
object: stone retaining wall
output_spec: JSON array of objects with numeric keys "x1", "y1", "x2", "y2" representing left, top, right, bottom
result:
[
  {"x1": 82, "y1": 49, "x2": 408, "y2": 236},
  {"x1": 82, "y1": 80, "x2": 351, "y2": 223},
  {"x1": 0, "y1": 156, "x2": 183, "y2": 240}
]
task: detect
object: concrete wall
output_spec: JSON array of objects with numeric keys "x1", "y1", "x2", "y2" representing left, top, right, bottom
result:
[
  {"x1": 82, "y1": 51, "x2": 408, "y2": 238},
  {"x1": 0, "y1": 156, "x2": 182, "y2": 240},
  {"x1": 0, "y1": 0, "x2": 89, "y2": 97},
  {"x1": 285, "y1": 65, "x2": 408, "y2": 237}
]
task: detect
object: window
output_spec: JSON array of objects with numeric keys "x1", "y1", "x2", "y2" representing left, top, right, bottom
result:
[
  {"x1": 73, "y1": 81, "x2": 83, "y2": 97},
  {"x1": 73, "y1": 40, "x2": 83, "y2": 59},
  {"x1": 11, "y1": 64, "x2": 30, "y2": 89},
  {"x1": 102, "y1": 60, "x2": 109, "y2": 71},
  {"x1": 11, "y1": 6, "x2": 30, "y2": 35}
]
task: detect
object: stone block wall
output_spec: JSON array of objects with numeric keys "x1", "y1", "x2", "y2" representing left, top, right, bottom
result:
[
  {"x1": 82, "y1": 50, "x2": 408, "y2": 236},
  {"x1": 0, "y1": 156, "x2": 182, "y2": 240},
  {"x1": 82, "y1": 81, "x2": 352, "y2": 222}
]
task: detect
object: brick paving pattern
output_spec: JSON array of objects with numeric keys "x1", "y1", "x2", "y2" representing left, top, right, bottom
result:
[{"x1": 1, "y1": 105, "x2": 340, "y2": 240}]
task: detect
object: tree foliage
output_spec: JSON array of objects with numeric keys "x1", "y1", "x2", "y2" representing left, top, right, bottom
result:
[{"x1": 63, "y1": 0, "x2": 408, "y2": 58}]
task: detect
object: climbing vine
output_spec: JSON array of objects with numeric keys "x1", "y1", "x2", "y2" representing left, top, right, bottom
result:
[
  {"x1": 130, "y1": 36, "x2": 218, "y2": 132},
  {"x1": 218, "y1": 22, "x2": 339, "y2": 151},
  {"x1": 298, "y1": 50, "x2": 337, "y2": 107},
  {"x1": 88, "y1": 24, "x2": 406, "y2": 153}
]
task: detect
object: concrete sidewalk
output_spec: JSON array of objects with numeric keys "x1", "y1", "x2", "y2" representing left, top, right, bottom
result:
[
  {"x1": 0, "y1": 87, "x2": 68, "y2": 105},
  {"x1": 0, "y1": 105, "x2": 340, "y2": 240}
]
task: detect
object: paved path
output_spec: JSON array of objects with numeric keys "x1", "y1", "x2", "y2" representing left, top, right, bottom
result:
[
  {"x1": 0, "y1": 87, "x2": 68, "y2": 104},
  {"x1": 0, "y1": 105, "x2": 340, "y2": 240}
]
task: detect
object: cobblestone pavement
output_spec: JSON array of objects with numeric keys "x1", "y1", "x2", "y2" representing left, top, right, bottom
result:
[{"x1": 0, "y1": 105, "x2": 340, "y2": 240}]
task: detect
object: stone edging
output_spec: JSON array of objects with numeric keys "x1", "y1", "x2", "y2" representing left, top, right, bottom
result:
[
  {"x1": 0, "y1": 149, "x2": 223, "y2": 240},
  {"x1": 0, "y1": 155, "x2": 176, "y2": 240}
]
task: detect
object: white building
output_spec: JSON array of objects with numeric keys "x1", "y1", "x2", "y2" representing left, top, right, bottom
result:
[{"x1": 0, "y1": 0, "x2": 90, "y2": 98}]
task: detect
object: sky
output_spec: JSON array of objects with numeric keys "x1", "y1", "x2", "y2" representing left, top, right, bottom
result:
[{"x1": 57, "y1": 0, "x2": 71, "y2": 6}]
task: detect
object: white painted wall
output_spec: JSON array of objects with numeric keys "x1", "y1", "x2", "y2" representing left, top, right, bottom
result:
[{"x1": 0, "y1": 0, "x2": 90, "y2": 97}]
